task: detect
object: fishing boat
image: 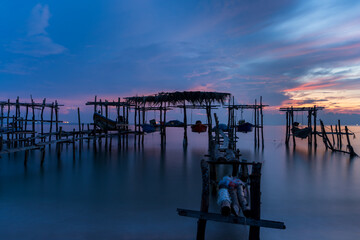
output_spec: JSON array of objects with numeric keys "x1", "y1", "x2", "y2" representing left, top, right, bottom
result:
[
  {"x1": 93, "y1": 112, "x2": 117, "y2": 130},
  {"x1": 292, "y1": 123, "x2": 312, "y2": 139},
  {"x1": 236, "y1": 120, "x2": 253, "y2": 133},
  {"x1": 191, "y1": 120, "x2": 207, "y2": 133},
  {"x1": 212, "y1": 123, "x2": 229, "y2": 132},
  {"x1": 165, "y1": 120, "x2": 185, "y2": 127},
  {"x1": 142, "y1": 124, "x2": 157, "y2": 133}
]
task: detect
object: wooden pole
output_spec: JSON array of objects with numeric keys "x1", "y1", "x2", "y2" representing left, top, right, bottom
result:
[
  {"x1": 313, "y1": 106, "x2": 317, "y2": 148},
  {"x1": 260, "y1": 96, "x2": 264, "y2": 148},
  {"x1": 0, "y1": 103, "x2": 3, "y2": 128},
  {"x1": 40, "y1": 98, "x2": 46, "y2": 142},
  {"x1": 31, "y1": 98, "x2": 35, "y2": 144},
  {"x1": 183, "y1": 102, "x2": 188, "y2": 147},
  {"x1": 285, "y1": 111, "x2": 289, "y2": 145},
  {"x1": 254, "y1": 99, "x2": 257, "y2": 147},
  {"x1": 94, "y1": 96, "x2": 97, "y2": 113},
  {"x1": 338, "y1": 119, "x2": 342, "y2": 148},
  {"x1": 196, "y1": 159, "x2": 210, "y2": 240},
  {"x1": 249, "y1": 163, "x2": 262, "y2": 240},
  {"x1": 291, "y1": 107, "x2": 296, "y2": 147},
  {"x1": 49, "y1": 103, "x2": 54, "y2": 142},
  {"x1": 55, "y1": 100, "x2": 59, "y2": 140},
  {"x1": 330, "y1": 125, "x2": 335, "y2": 146},
  {"x1": 345, "y1": 126, "x2": 356, "y2": 157}
]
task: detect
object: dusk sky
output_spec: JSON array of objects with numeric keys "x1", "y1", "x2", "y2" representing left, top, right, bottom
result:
[{"x1": 1, "y1": 0, "x2": 360, "y2": 123}]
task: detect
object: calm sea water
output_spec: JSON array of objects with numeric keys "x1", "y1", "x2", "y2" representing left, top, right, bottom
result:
[{"x1": 1, "y1": 125, "x2": 360, "y2": 240}]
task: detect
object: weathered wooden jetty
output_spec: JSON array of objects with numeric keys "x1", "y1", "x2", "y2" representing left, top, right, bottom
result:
[
  {"x1": 319, "y1": 119, "x2": 357, "y2": 156},
  {"x1": 225, "y1": 96, "x2": 268, "y2": 149},
  {"x1": 279, "y1": 106, "x2": 324, "y2": 147},
  {"x1": 0, "y1": 92, "x2": 271, "y2": 166},
  {"x1": 279, "y1": 106, "x2": 357, "y2": 156},
  {"x1": 177, "y1": 114, "x2": 285, "y2": 240}
]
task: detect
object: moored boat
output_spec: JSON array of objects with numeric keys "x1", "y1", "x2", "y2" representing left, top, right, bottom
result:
[
  {"x1": 93, "y1": 112, "x2": 117, "y2": 130},
  {"x1": 236, "y1": 120, "x2": 253, "y2": 133},
  {"x1": 191, "y1": 120, "x2": 207, "y2": 133},
  {"x1": 212, "y1": 123, "x2": 228, "y2": 132},
  {"x1": 165, "y1": 120, "x2": 185, "y2": 127}
]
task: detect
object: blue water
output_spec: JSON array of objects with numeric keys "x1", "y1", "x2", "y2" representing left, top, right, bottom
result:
[{"x1": 1, "y1": 126, "x2": 360, "y2": 239}]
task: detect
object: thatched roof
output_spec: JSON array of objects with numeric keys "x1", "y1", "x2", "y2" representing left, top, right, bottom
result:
[{"x1": 125, "y1": 91, "x2": 230, "y2": 105}]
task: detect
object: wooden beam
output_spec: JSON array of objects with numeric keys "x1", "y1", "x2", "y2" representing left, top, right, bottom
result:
[{"x1": 177, "y1": 209, "x2": 285, "y2": 230}]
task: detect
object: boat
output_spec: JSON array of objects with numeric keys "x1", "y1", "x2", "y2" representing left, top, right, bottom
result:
[
  {"x1": 292, "y1": 126, "x2": 312, "y2": 139},
  {"x1": 142, "y1": 124, "x2": 157, "y2": 133},
  {"x1": 191, "y1": 120, "x2": 207, "y2": 133},
  {"x1": 212, "y1": 123, "x2": 228, "y2": 132},
  {"x1": 236, "y1": 120, "x2": 253, "y2": 133},
  {"x1": 165, "y1": 120, "x2": 185, "y2": 127},
  {"x1": 93, "y1": 112, "x2": 117, "y2": 130}
]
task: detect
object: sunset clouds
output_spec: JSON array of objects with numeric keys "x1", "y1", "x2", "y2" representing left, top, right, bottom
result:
[{"x1": 0, "y1": 0, "x2": 360, "y2": 121}]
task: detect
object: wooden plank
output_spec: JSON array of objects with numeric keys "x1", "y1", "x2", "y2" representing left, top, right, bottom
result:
[
  {"x1": 0, "y1": 145, "x2": 43, "y2": 154},
  {"x1": 177, "y1": 209, "x2": 285, "y2": 230}
]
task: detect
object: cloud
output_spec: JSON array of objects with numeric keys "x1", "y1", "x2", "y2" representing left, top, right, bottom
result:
[{"x1": 8, "y1": 4, "x2": 66, "y2": 57}]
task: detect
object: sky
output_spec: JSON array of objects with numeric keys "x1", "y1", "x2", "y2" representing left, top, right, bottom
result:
[{"x1": 1, "y1": 0, "x2": 360, "y2": 124}]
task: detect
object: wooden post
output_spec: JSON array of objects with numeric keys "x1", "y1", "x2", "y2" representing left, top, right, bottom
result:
[
  {"x1": 0, "y1": 103, "x2": 3, "y2": 128},
  {"x1": 183, "y1": 102, "x2": 188, "y2": 147},
  {"x1": 117, "y1": 97, "x2": 121, "y2": 121},
  {"x1": 249, "y1": 163, "x2": 262, "y2": 240},
  {"x1": 40, "y1": 98, "x2": 46, "y2": 142},
  {"x1": 285, "y1": 111, "x2": 289, "y2": 145},
  {"x1": 291, "y1": 107, "x2": 296, "y2": 147},
  {"x1": 24, "y1": 105, "x2": 29, "y2": 145},
  {"x1": 72, "y1": 129, "x2": 76, "y2": 160},
  {"x1": 254, "y1": 99, "x2": 257, "y2": 147},
  {"x1": 260, "y1": 96, "x2": 264, "y2": 148},
  {"x1": 338, "y1": 119, "x2": 342, "y2": 149},
  {"x1": 135, "y1": 101, "x2": 138, "y2": 132},
  {"x1": 308, "y1": 110, "x2": 312, "y2": 145},
  {"x1": 55, "y1": 100, "x2": 59, "y2": 140},
  {"x1": 335, "y1": 125, "x2": 339, "y2": 147},
  {"x1": 313, "y1": 106, "x2": 317, "y2": 148},
  {"x1": 330, "y1": 125, "x2": 335, "y2": 146},
  {"x1": 196, "y1": 159, "x2": 209, "y2": 240},
  {"x1": 345, "y1": 126, "x2": 356, "y2": 157},
  {"x1": 77, "y1": 107, "x2": 81, "y2": 132},
  {"x1": 49, "y1": 103, "x2": 54, "y2": 142},
  {"x1": 31, "y1": 98, "x2": 35, "y2": 144}
]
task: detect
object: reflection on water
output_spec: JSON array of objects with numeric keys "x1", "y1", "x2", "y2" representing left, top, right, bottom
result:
[{"x1": 0, "y1": 126, "x2": 360, "y2": 240}]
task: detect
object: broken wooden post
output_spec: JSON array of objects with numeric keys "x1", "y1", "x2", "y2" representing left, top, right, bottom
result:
[{"x1": 345, "y1": 126, "x2": 356, "y2": 157}]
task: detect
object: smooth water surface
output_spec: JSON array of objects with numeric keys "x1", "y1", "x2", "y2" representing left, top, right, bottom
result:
[{"x1": 1, "y1": 126, "x2": 360, "y2": 239}]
